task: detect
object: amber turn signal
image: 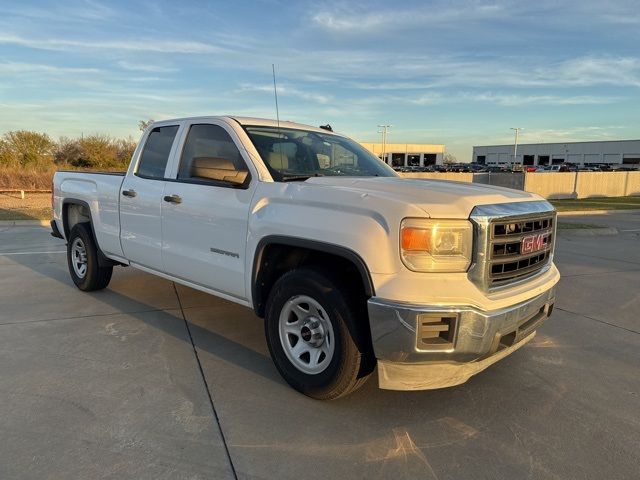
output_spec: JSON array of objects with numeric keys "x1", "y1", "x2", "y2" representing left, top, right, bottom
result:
[{"x1": 401, "y1": 227, "x2": 431, "y2": 252}]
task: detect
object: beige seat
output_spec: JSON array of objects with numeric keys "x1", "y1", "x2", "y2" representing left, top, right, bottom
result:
[{"x1": 267, "y1": 151, "x2": 289, "y2": 170}]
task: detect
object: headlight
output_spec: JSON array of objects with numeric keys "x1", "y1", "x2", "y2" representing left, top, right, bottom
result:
[{"x1": 400, "y1": 218, "x2": 473, "y2": 272}]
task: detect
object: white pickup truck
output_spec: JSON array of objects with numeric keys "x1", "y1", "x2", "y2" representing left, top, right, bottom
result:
[{"x1": 52, "y1": 116, "x2": 559, "y2": 399}]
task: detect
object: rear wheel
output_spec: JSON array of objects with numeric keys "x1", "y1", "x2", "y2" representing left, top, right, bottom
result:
[
  {"x1": 264, "y1": 268, "x2": 374, "y2": 400},
  {"x1": 67, "y1": 223, "x2": 113, "y2": 291}
]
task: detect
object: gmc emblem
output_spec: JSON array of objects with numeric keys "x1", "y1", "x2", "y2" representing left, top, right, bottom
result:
[{"x1": 521, "y1": 233, "x2": 549, "y2": 254}]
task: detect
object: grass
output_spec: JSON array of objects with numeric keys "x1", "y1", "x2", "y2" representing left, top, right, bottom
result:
[
  {"x1": 0, "y1": 207, "x2": 51, "y2": 221},
  {"x1": 550, "y1": 196, "x2": 640, "y2": 211},
  {"x1": 0, "y1": 192, "x2": 52, "y2": 221},
  {"x1": 557, "y1": 222, "x2": 607, "y2": 230}
]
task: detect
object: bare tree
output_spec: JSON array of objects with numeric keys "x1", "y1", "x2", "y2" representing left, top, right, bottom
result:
[
  {"x1": 138, "y1": 119, "x2": 155, "y2": 132},
  {"x1": 444, "y1": 153, "x2": 457, "y2": 164}
]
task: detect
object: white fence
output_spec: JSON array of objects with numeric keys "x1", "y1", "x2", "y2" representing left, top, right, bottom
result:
[{"x1": 400, "y1": 171, "x2": 640, "y2": 199}]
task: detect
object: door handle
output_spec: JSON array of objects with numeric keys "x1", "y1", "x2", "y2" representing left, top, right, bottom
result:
[
  {"x1": 163, "y1": 194, "x2": 182, "y2": 204},
  {"x1": 122, "y1": 189, "x2": 137, "y2": 198}
]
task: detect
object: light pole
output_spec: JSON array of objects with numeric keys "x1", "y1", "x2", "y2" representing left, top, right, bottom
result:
[
  {"x1": 510, "y1": 127, "x2": 522, "y2": 168},
  {"x1": 378, "y1": 124, "x2": 392, "y2": 164}
]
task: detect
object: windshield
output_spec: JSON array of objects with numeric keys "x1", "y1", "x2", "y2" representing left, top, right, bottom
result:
[{"x1": 244, "y1": 126, "x2": 397, "y2": 181}]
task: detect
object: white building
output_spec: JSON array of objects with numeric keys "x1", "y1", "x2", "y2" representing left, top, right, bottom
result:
[
  {"x1": 359, "y1": 142, "x2": 445, "y2": 167},
  {"x1": 473, "y1": 140, "x2": 640, "y2": 167}
]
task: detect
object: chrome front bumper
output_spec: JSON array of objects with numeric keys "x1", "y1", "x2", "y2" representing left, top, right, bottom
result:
[{"x1": 367, "y1": 287, "x2": 555, "y2": 390}]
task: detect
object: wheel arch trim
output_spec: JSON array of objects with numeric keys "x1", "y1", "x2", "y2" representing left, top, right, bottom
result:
[
  {"x1": 251, "y1": 235, "x2": 375, "y2": 316},
  {"x1": 62, "y1": 198, "x2": 118, "y2": 267}
]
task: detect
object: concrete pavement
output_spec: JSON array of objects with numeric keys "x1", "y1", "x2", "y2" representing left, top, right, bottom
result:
[{"x1": 0, "y1": 215, "x2": 638, "y2": 479}]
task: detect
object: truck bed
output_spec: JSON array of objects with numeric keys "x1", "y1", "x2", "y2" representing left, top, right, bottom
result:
[{"x1": 52, "y1": 170, "x2": 127, "y2": 258}]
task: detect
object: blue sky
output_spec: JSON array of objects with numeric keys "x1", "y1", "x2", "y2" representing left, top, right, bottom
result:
[{"x1": 1, "y1": 0, "x2": 639, "y2": 160}]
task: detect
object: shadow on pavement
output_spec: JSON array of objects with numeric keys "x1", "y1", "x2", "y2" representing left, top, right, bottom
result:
[{"x1": 9, "y1": 247, "x2": 282, "y2": 386}]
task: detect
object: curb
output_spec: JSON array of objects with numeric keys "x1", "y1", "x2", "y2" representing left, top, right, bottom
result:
[
  {"x1": 556, "y1": 209, "x2": 640, "y2": 216},
  {"x1": 0, "y1": 220, "x2": 50, "y2": 227},
  {"x1": 557, "y1": 227, "x2": 618, "y2": 236}
]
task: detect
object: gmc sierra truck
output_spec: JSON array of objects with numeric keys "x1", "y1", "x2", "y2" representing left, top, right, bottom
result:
[{"x1": 51, "y1": 116, "x2": 559, "y2": 399}]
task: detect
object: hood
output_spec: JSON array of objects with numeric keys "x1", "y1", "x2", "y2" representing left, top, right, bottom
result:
[{"x1": 301, "y1": 176, "x2": 543, "y2": 218}]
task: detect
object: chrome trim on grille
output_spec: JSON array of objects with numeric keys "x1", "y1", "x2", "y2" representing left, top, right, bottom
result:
[{"x1": 469, "y1": 201, "x2": 557, "y2": 292}]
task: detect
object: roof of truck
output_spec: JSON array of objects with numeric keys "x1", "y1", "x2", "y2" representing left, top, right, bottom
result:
[
  {"x1": 231, "y1": 116, "x2": 335, "y2": 133},
  {"x1": 152, "y1": 116, "x2": 337, "y2": 135}
]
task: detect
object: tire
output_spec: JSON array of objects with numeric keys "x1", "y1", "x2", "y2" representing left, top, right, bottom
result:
[
  {"x1": 67, "y1": 223, "x2": 113, "y2": 291},
  {"x1": 264, "y1": 267, "x2": 374, "y2": 400}
]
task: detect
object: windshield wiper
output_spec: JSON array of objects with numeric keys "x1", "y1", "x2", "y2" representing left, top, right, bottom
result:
[{"x1": 279, "y1": 173, "x2": 324, "y2": 182}]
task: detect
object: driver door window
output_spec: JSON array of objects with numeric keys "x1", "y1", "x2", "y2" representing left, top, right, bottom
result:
[{"x1": 178, "y1": 124, "x2": 248, "y2": 184}]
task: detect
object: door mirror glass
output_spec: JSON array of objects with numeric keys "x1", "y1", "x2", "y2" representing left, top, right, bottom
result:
[{"x1": 191, "y1": 157, "x2": 248, "y2": 185}]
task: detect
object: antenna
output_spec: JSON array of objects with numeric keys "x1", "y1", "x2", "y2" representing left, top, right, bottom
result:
[
  {"x1": 272, "y1": 64, "x2": 280, "y2": 130},
  {"x1": 271, "y1": 64, "x2": 285, "y2": 172}
]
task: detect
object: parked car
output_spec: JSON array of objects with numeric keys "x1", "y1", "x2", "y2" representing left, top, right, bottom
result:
[
  {"x1": 538, "y1": 165, "x2": 570, "y2": 172},
  {"x1": 485, "y1": 165, "x2": 509, "y2": 173},
  {"x1": 468, "y1": 163, "x2": 489, "y2": 172},
  {"x1": 51, "y1": 116, "x2": 559, "y2": 399},
  {"x1": 444, "y1": 163, "x2": 473, "y2": 172}
]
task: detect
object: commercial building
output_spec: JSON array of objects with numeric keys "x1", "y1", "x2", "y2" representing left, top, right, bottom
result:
[
  {"x1": 359, "y1": 142, "x2": 445, "y2": 167},
  {"x1": 473, "y1": 140, "x2": 640, "y2": 167}
]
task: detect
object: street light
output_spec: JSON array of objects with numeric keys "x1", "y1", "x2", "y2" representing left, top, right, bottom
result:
[
  {"x1": 510, "y1": 127, "x2": 522, "y2": 167},
  {"x1": 378, "y1": 124, "x2": 392, "y2": 164}
]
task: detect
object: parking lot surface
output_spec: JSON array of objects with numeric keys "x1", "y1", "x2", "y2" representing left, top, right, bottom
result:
[{"x1": 1, "y1": 212, "x2": 639, "y2": 480}]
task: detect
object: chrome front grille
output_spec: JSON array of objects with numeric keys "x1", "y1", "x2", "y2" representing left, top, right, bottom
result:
[
  {"x1": 489, "y1": 215, "x2": 554, "y2": 286},
  {"x1": 469, "y1": 201, "x2": 557, "y2": 291}
]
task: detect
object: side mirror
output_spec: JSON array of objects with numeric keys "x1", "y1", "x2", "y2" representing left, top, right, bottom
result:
[{"x1": 190, "y1": 157, "x2": 249, "y2": 186}]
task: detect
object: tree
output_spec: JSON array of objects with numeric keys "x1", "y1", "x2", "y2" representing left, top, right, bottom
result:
[
  {"x1": 55, "y1": 137, "x2": 82, "y2": 166},
  {"x1": 138, "y1": 119, "x2": 154, "y2": 132},
  {"x1": 0, "y1": 130, "x2": 55, "y2": 168},
  {"x1": 54, "y1": 135, "x2": 134, "y2": 169},
  {"x1": 75, "y1": 134, "x2": 119, "y2": 169},
  {"x1": 444, "y1": 153, "x2": 457, "y2": 164},
  {"x1": 114, "y1": 137, "x2": 137, "y2": 165}
]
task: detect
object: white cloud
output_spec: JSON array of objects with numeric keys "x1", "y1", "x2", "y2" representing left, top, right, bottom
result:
[
  {"x1": 0, "y1": 34, "x2": 226, "y2": 54},
  {"x1": 311, "y1": 0, "x2": 640, "y2": 34},
  {"x1": 337, "y1": 54, "x2": 640, "y2": 90},
  {"x1": 0, "y1": 0, "x2": 116, "y2": 22},
  {"x1": 387, "y1": 90, "x2": 620, "y2": 108},
  {"x1": 461, "y1": 92, "x2": 622, "y2": 106},
  {"x1": 410, "y1": 93, "x2": 445, "y2": 105},
  {"x1": 546, "y1": 57, "x2": 640, "y2": 88},
  {"x1": 238, "y1": 83, "x2": 333, "y2": 105},
  {"x1": 0, "y1": 62, "x2": 101, "y2": 75},
  {"x1": 311, "y1": 2, "x2": 507, "y2": 33},
  {"x1": 116, "y1": 61, "x2": 178, "y2": 73}
]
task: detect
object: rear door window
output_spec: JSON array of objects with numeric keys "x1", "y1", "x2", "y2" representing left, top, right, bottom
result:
[{"x1": 136, "y1": 125, "x2": 179, "y2": 179}]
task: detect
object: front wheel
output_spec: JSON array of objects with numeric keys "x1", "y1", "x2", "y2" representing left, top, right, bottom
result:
[
  {"x1": 67, "y1": 223, "x2": 113, "y2": 291},
  {"x1": 264, "y1": 268, "x2": 374, "y2": 400}
]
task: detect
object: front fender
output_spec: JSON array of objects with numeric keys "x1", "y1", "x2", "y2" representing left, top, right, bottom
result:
[{"x1": 244, "y1": 182, "x2": 422, "y2": 307}]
